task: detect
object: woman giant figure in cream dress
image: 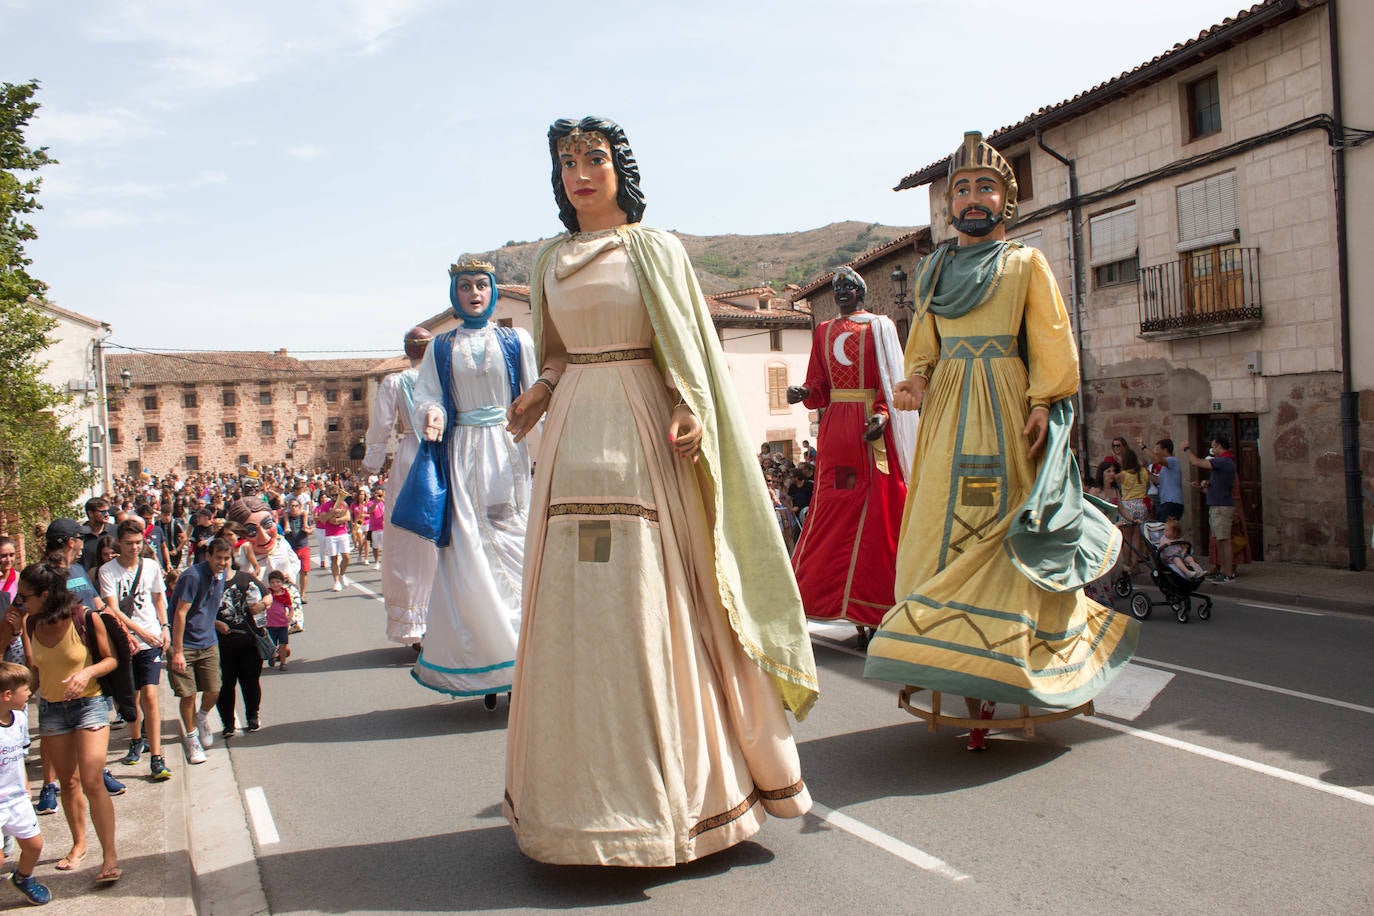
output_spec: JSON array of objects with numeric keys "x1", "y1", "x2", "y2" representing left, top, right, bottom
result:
[{"x1": 502, "y1": 117, "x2": 819, "y2": 867}]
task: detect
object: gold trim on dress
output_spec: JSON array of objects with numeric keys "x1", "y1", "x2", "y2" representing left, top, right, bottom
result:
[
  {"x1": 548, "y1": 501, "x2": 660, "y2": 523},
  {"x1": 566, "y1": 348, "x2": 655, "y2": 364},
  {"x1": 688, "y1": 789, "x2": 760, "y2": 839},
  {"x1": 757, "y1": 779, "x2": 806, "y2": 801},
  {"x1": 829, "y1": 389, "x2": 875, "y2": 405}
]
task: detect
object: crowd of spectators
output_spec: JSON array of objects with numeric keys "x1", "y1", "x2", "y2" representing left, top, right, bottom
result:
[{"x1": 758, "y1": 442, "x2": 816, "y2": 553}]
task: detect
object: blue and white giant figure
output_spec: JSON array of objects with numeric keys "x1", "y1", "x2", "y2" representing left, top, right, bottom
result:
[{"x1": 399, "y1": 256, "x2": 536, "y2": 704}]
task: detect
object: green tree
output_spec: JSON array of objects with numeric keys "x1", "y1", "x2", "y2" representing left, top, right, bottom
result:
[{"x1": 0, "y1": 80, "x2": 93, "y2": 543}]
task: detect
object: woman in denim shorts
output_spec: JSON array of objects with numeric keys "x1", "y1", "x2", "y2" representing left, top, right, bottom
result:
[{"x1": 18, "y1": 563, "x2": 121, "y2": 883}]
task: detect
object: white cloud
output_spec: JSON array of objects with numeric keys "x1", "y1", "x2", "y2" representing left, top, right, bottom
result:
[
  {"x1": 63, "y1": 208, "x2": 141, "y2": 230},
  {"x1": 351, "y1": 0, "x2": 438, "y2": 54},
  {"x1": 286, "y1": 145, "x2": 327, "y2": 161},
  {"x1": 191, "y1": 170, "x2": 229, "y2": 187},
  {"x1": 29, "y1": 106, "x2": 159, "y2": 148}
]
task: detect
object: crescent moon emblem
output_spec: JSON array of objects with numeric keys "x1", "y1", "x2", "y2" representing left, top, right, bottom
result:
[{"x1": 832, "y1": 331, "x2": 855, "y2": 367}]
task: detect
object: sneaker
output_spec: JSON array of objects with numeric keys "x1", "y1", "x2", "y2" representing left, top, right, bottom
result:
[
  {"x1": 185, "y1": 730, "x2": 206, "y2": 765},
  {"x1": 331, "y1": 579, "x2": 342, "y2": 592},
  {"x1": 119, "y1": 738, "x2": 147, "y2": 765},
  {"x1": 102, "y1": 769, "x2": 126, "y2": 796},
  {"x1": 1210, "y1": 572, "x2": 1236, "y2": 583},
  {"x1": 195, "y1": 711, "x2": 214, "y2": 747},
  {"x1": 223, "y1": 725, "x2": 236, "y2": 739},
  {"x1": 9, "y1": 871, "x2": 51, "y2": 906},
  {"x1": 246, "y1": 717, "x2": 260, "y2": 733},
  {"x1": 150, "y1": 755, "x2": 172, "y2": 781},
  {"x1": 34, "y1": 783, "x2": 57, "y2": 815}
]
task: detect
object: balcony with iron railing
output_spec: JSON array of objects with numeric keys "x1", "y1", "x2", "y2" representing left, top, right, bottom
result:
[{"x1": 1137, "y1": 247, "x2": 1262, "y2": 340}]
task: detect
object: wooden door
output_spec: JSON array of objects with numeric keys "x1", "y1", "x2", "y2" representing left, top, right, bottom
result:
[{"x1": 1191, "y1": 412, "x2": 1264, "y2": 560}]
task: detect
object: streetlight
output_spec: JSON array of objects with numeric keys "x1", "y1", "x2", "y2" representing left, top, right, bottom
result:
[
  {"x1": 890, "y1": 265, "x2": 910, "y2": 311},
  {"x1": 134, "y1": 433, "x2": 143, "y2": 471},
  {"x1": 120, "y1": 368, "x2": 132, "y2": 390}
]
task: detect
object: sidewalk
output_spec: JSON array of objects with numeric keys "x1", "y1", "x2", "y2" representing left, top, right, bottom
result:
[
  {"x1": 1157, "y1": 558, "x2": 1374, "y2": 616},
  {"x1": 20, "y1": 710, "x2": 264, "y2": 915}
]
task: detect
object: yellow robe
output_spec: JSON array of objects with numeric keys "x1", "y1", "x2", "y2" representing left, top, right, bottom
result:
[{"x1": 865, "y1": 243, "x2": 1137, "y2": 707}]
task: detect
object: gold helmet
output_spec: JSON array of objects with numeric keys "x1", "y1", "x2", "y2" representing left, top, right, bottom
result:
[{"x1": 947, "y1": 131, "x2": 1018, "y2": 226}]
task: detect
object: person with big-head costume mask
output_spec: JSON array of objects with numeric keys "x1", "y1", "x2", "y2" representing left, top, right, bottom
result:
[
  {"x1": 501, "y1": 116, "x2": 816, "y2": 867},
  {"x1": 864, "y1": 131, "x2": 1138, "y2": 750},
  {"x1": 398, "y1": 259, "x2": 534, "y2": 706}
]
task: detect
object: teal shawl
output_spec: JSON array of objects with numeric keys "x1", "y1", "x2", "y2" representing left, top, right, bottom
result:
[
  {"x1": 913, "y1": 239, "x2": 1016, "y2": 323},
  {"x1": 529, "y1": 225, "x2": 819, "y2": 719}
]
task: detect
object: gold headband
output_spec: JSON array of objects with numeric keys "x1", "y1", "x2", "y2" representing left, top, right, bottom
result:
[
  {"x1": 448, "y1": 256, "x2": 495, "y2": 277},
  {"x1": 556, "y1": 128, "x2": 610, "y2": 156}
]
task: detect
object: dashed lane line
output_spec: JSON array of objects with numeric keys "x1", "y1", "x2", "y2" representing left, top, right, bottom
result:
[
  {"x1": 808, "y1": 802, "x2": 971, "y2": 882},
  {"x1": 244, "y1": 786, "x2": 281, "y2": 845}
]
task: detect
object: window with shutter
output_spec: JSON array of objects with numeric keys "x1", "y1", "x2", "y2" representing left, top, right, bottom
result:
[
  {"x1": 767, "y1": 364, "x2": 790, "y2": 414},
  {"x1": 1089, "y1": 205, "x2": 1139, "y2": 288},
  {"x1": 1176, "y1": 172, "x2": 1238, "y2": 251}
]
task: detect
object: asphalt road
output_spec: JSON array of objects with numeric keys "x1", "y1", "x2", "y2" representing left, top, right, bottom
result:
[{"x1": 218, "y1": 566, "x2": 1374, "y2": 915}]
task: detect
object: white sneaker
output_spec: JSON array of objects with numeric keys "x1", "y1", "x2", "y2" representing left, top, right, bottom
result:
[
  {"x1": 185, "y1": 730, "x2": 206, "y2": 765},
  {"x1": 196, "y1": 711, "x2": 214, "y2": 747},
  {"x1": 331, "y1": 579, "x2": 342, "y2": 592}
]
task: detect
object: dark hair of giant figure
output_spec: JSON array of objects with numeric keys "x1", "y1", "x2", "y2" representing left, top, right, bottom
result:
[{"x1": 548, "y1": 116, "x2": 646, "y2": 233}]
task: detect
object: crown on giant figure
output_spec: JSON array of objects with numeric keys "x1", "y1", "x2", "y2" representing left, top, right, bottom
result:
[
  {"x1": 448, "y1": 256, "x2": 496, "y2": 277},
  {"x1": 947, "y1": 130, "x2": 1019, "y2": 223},
  {"x1": 556, "y1": 127, "x2": 610, "y2": 156}
]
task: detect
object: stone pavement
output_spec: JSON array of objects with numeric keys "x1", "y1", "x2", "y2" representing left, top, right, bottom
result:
[{"x1": 14, "y1": 559, "x2": 1368, "y2": 915}]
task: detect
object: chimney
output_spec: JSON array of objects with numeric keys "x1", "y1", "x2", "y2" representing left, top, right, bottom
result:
[{"x1": 276, "y1": 348, "x2": 288, "y2": 357}]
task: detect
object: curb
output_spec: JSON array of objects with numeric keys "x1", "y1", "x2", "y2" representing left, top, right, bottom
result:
[
  {"x1": 1217, "y1": 583, "x2": 1373, "y2": 617},
  {"x1": 179, "y1": 718, "x2": 270, "y2": 915}
]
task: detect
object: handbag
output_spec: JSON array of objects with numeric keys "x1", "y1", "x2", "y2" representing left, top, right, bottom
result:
[{"x1": 252, "y1": 624, "x2": 278, "y2": 664}]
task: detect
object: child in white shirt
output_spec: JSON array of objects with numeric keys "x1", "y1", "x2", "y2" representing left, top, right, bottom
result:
[{"x1": 0, "y1": 661, "x2": 51, "y2": 905}]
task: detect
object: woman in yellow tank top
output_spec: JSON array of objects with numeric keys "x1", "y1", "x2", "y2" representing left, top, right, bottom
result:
[
  {"x1": 1113, "y1": 437, "x2": 1151, "y2": 571},
  {"x1": 16, "y1": 563, "x2": 120, "y2": 883}
]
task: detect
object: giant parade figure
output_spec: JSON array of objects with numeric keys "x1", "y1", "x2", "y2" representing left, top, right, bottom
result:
[
  {"x1": 787, "y1": 266, "x2": 917, "y2": 642},
  {"x1": 363, "y1": 326, "x2": 437, "y2": 649},
  {"x1": 395, "y1": 258, "x2": 535, "y2": 708},
  {"x1": 501, "y1": 116, "x2": 816, "y2": 866},
  {"x1": 864, "y1": 131, "x2": 1138, "y2": 749}
]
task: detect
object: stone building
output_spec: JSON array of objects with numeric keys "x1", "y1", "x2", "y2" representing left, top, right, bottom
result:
[
  {"x1": 892, "y1": 0, "x2": 1372, "y2": 567},
  {"x1": 105, "y1": 350, "x2": 389, "y2": 475},
  {"x1": 33, "y1": 301, "x2": 112, "y2": 499}
]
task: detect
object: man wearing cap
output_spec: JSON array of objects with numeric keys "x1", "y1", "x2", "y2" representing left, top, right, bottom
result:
[
  {"x1": 363, "y1": 326, "x2": 436, "y2": 649},
  {"x1": 786, "y1": 266, "x2": 917, "y2": 641},
  {"x1": 864, "y1": 131, "x2": 1137, "y2": 749}
]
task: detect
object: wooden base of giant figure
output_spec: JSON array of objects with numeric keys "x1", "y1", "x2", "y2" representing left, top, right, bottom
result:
[
  {"x1": 397, "y1": 258, "x2": 534, "y2": 706},
  {"x1": 863, "y1": 131, "x2": 1138, "y2": 750}
]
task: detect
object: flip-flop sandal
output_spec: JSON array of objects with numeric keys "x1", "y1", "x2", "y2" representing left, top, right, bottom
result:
[
  {"x1": 96, "y1": 866, "x2": 121, "y2": 884},
  {"x1": 56, "y1": 854, "x2": 85, "y2": 871}
]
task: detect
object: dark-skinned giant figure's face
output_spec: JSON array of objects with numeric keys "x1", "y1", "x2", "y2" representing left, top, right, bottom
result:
[{"x1": 834, "y1": 276, "x2": 864, "y2": 315}]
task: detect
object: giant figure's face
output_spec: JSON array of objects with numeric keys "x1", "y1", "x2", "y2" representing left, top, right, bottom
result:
[
  {"x1": 559, "y1": 137, "x2": 619, "y2": 223},
  {"x1": 834, "y1": 276, "x2": 864, "y2": 314},
  {"x1": 949, "y1": 168, "x2": 1006, "y2": 238},
  {"x1": 452, "y1": 274, "x2": 493, "y2": 319},
  {"x1": 245, "y1": 508, "x2": 278, "y2": 557}
]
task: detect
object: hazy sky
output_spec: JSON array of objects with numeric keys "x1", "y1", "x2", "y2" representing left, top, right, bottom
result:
[{"x1": 6, "y1": 0, "x2": 1255, "y2": 354}]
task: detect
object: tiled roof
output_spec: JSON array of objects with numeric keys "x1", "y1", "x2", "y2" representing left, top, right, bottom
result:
[
  {"x1": 791, "y1": 229, "x2": 932, "y2": 300},
  {"x1": 712, "y1": 286, "x2": 778, "y2": 300},
  {"x1": 706, "y1": 298, "x2": 812, "y2": 326},
  {"x1": 35, "y1": 299, "x2": 110, "y2": 331},
  {"x1": 107, "y1": 351, "x2": 390, "y2": 386},
  {"x1": 894, "y1": 0, "x2": 1305, "y2": 190}
]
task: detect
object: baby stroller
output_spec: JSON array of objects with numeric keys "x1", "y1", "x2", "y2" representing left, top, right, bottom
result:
[{"x1": 1128, "y1": 521, "x2": 1214, "y2": 623}]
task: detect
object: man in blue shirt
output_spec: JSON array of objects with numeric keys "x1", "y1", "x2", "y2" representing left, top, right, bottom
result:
[
  {"x1": 169, "y1": 538, "x2": 232, "y2": 764},
  {"x1": 1182, "y1": 436, "x2": 1237, "y2": 582},
  {"x1": 1147, "y1": 438, "x2": 1184, "y2": 521}
]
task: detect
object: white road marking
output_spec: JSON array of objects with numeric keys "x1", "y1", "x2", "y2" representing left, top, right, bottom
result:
[
  {"x1": 1090, "y1": 663, "x2": 1174, "y2": 721},
  {"x1": 350, "y1": 580, "x2": 384, "y2": 602},
  {"x1": 809, "y1": 802, "x2": 971, "y2": 882},
  {"x1": 1133, "y1": 657, "x2": 1374, "y2": 715},
  {"x1": 1085, "y1": 716, "x2": 1374, "y2": 808},
  {"x1": 1231, "y1": 600, "x2": 1324, "y2": 617},
  {"x1": 244, "y1": 786, "x2": 280, "y2": 845}
]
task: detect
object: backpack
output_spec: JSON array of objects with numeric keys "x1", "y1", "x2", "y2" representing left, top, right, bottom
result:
[{"x1": 29, "y1": 606, "x2": 138, "y2": 723}]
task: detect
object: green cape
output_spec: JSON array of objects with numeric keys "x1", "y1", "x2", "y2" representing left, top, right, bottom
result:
[{"x1": 529, "y1": 225, "x2": 819, "y2": 719}]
